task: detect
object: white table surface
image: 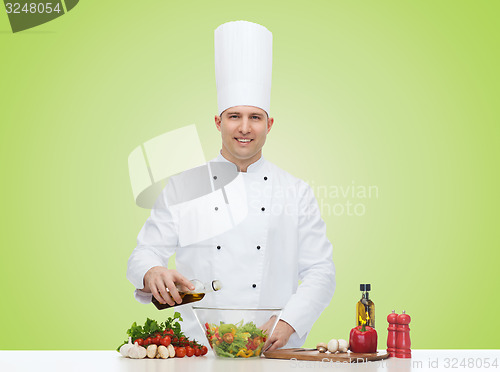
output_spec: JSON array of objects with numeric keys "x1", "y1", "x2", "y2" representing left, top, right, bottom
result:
[{"x1": 1, "y1": 350, "x2": 499, "y2": 372}]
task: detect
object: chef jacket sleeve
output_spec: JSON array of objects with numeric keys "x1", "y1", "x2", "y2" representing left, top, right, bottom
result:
[
  {"x1": 126, "y1": 187, "x2": 179, "y2": 298},
  {"x1": 280, "y1": 181, "x2": 336, "y2": 339}
]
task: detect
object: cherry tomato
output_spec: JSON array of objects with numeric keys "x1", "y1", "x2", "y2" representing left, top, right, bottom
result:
[
  {"x1": 160, "y1": 336, "x2": 171, "y2": 347},
  {"x1": 200, "y1": 346, "x2": 208, "y2": 356},
  {"x1": 144, "y1": 337, "x2": 152, "y2": 346},
  {"x1": 185, "y1": 346, "x2": 194, "y2": 357},
  {"x1": 253, "y1": 336, "x2": 263, "y2": 349},
  {"x1": 223, "y1": 333, "x2": 234, "y2": 344},
  {"x1": 194, "y1": 348, "x2": 201, "y2": 357},
  {"x1": 134, "y1": 338, "x2": 144, "y2": 346},
  {"x1": 152, "y1": 334, "x2": 161, "y2": 345},
  {"x1": 176, "y1": 347, "x2": 186, "y2": 358},
  {"x1": 172, "y1": 337, "x2": 178, "y2": 344}
]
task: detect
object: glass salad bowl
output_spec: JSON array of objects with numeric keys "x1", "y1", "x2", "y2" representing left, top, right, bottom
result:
[{"x1": 192, "y1": 307, "x2": 282, "y2": 358}]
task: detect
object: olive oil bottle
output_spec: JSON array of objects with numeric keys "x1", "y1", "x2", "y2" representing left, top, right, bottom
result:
[
  {"x1": 153, "y1": 279, "x2": 222, "y2": 310},
  {"x1": 356, "y1": 283, "x2": 375, "y2": 328}
]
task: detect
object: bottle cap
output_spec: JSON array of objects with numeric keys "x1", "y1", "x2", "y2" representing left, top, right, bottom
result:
[{"x1": 360, "y1": 284, "x2": 371, "y2": 291}]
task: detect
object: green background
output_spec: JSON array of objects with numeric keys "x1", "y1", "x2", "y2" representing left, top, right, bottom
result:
[{"x1": 1, "y1": 0, "x2": 498, "y2": 350}]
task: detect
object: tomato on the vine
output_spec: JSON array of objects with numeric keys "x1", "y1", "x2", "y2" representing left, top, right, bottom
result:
[
  {"x1": 200, "y1": 346, "x2": 208, "y2": 355},
  {"x1": 134, "y1": 338, "x2": 144, "y2": 346},
  {"x1": 152, "y1": 334, "x2": 162, "y2": 345},
  {"x1": 194, "y1": 347, "x2": 201, "y2": 357},
  {"x1": 144, "y1": 337, "x2": 152, "y2": 346},
  {"x1": 185, "y1": 346, "x2": 194, "y2": 357},
  {"x1": 176, "y1": 347, "x2": 186, "y2": 358},
  {"x1": 160, "y1": 336, "x2": 171, "y2": 347}
]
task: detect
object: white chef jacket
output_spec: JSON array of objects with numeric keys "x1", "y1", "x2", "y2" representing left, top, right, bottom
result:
[{"x1": 127, "y1": 153, "x2": 336, "y2": 348}]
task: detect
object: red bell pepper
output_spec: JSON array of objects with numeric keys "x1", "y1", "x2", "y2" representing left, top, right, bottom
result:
[{"x1": 349, "y1": 324, "x2": 378, "y2": 353}]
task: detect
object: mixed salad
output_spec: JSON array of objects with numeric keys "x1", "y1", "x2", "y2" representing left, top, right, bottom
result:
[{"x1": 205, "y1": 320, "x2": 268, "y2": 358}]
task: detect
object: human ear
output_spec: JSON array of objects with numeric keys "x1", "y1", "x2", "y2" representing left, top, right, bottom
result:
[
  {"x1": 267, "y1": 117, "x2": 274, "y2": 133},
  {"x1": 215, "y1": 115, "x2": 222, "y2": 132}
]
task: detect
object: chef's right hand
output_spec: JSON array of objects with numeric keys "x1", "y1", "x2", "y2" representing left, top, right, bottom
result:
[{"x1": 142, "y1": 267, "x2": 195, "y2": 306}]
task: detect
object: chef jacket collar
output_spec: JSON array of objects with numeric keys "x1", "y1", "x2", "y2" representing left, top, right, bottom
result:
[{"x1": 215, "y1": 151, "x2": 266, "y2": 173}]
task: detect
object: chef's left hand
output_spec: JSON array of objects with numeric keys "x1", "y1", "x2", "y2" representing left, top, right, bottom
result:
[{"x1": 262, "y1": 319, "x2": 295, "y2": 352}]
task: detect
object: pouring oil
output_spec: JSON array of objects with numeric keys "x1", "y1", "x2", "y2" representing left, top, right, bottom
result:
[{"x1": 153, "y1": 279, "x2": 221, "y2": 310}]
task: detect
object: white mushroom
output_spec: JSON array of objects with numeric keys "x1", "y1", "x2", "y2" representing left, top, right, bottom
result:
[
  {"x1": 167, "y1": 344, "x2": 176, "y2": 358},
  {"x1": 146, "y1": 344, "x2": 157, "y2": 358},
  {"x1": 316, "y1": 342, "x2": 328, "y2": 353},
  {"x1": 338, "y1": 339, "x2": 349, "y2": 353},
  {"x1": 327, "y1": 339, "x2": 339, "y2": 353},
  {"x1": 157, "y1": 345, "x2": 170, "y2": 359},
  {"x1": 119, "y1": 337, "x2": 134, "y2": 357}
]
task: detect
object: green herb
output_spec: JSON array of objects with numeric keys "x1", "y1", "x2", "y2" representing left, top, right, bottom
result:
[{"x1": 116, "y1": 312, "x2": 185, "y2": 351}]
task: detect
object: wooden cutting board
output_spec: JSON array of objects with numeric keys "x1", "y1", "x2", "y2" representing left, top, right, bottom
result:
[{"x1": 263, "y1": 348, "x2": 389, "y2": 363}]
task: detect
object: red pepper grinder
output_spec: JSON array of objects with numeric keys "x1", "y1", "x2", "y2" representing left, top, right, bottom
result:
[
  {"x1": 386, "y1": 310, "x2": 398, "y2": 357},
  {"x1": 396, "y1": 310, "x2": 411, "y2": 358}
]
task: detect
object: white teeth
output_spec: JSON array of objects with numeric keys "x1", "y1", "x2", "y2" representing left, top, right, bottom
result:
[{"x1": 237, "y1": 139, "x2": 251, "y2": 143}]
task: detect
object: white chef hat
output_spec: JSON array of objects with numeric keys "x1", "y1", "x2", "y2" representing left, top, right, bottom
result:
[{"x1": 214, "y1": 20, "x2": 273, "y2": 116}]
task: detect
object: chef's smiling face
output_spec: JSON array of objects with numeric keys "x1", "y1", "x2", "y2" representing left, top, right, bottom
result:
[{"x1": 215, "y1": 105, "x2": 274, "y2": 172}]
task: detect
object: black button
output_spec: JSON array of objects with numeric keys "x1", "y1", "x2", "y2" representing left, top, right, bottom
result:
[
  {"x1": 213, "y1": 176, "x2": 217, "y2": 180},
  {"x1": 261, "y1": 207, "x2": 265, "y2": 211},
  {"x1": 217, "y1": 246, "x2": 221, "y2": 250},
  {"x1": 215, "y1": 207, "x2": 218, "y2": 211},
  {"x1": 264, "y1": 176, "x2": 268, "y2": 181},
  {"x1": 257, "y1": 246, "x2": 261, "y2": 250},
  {"x1": 252, "y1": 284, "x2": 257, "y2": 288}
]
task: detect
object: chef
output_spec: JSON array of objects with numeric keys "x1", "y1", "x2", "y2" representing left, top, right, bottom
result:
[{"x1": 127, "y1": 20, "x2": 335, "y2": 351}]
